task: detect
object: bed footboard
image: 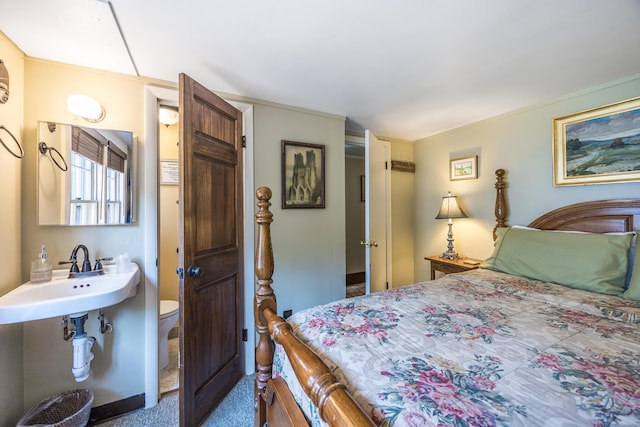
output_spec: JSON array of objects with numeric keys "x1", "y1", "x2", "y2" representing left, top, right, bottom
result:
[{"x1": 254, "y1": 187, "x2": 374, "y2": 427}]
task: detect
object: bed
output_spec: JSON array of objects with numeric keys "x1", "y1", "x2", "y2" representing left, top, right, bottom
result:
[{"x1": 254, "y1": 169, "x2": 640, "y2": 427}]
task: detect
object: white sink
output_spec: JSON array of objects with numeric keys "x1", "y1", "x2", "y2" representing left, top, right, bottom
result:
[{"x1": 0, "y1": 263, "x2": 140, "y2": 324}]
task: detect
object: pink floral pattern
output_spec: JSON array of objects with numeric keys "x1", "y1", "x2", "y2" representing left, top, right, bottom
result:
[
  {"x1": 273, "y1": 269, "x2": 640, "y2": 426},
  {"x1": 375, "y1": 355, "x2": 525, "y2": 426},
  {"x1": 532, "y1": 347, "x2": 640, "y2": 426},
  {"x1": 302, "y1": 301, "x2": 401, "y2": 345},
  {"x1": 421, "y1": 304, "x2": 513, "y2": 343}
]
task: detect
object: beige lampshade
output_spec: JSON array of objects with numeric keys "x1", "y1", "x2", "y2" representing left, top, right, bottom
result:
[{"x1": 435, "y1": 192, "x2": 468, "y2": 220}]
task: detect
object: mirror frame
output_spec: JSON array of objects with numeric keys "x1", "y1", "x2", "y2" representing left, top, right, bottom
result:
[{"x1": 37, "y1": 121, "x2": 137, "y2": 226}]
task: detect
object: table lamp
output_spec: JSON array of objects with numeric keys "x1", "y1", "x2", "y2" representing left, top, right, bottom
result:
[{"x1": 435, "y1": 191, "x2": 468, "y2": 259}]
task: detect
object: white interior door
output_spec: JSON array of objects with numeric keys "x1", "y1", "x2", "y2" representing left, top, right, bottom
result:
[{"x1": 364, "y1": 130, "x2": 391, "y2": 294}]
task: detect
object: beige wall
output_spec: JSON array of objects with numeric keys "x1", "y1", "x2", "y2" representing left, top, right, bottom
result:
[
  {"x1": 21, "y1": 59, "x2": 149, "y2": 410},
  {"x1": 345, "y1": 156, "x2": 365, "y2": 274},
  {"x1": 253, "y1": 104, "x2": 346, "y2": 313},
  {"x1": 413, "y1": 73, "x2": 640, "y2": 282},
  {"x1": 159, "y1": 122, "x2": 179, "y2": 301},
  {"x1": 389, "y1": 139, "x2": 414, "y2": 287},
  {"x1": 0, "y1": 32, "x2": 26, "y2": 426}
]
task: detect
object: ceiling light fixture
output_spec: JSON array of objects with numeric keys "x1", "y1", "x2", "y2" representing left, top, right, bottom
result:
[
  {"x1": 158, "y1": 106, "x2": 179, "y2": 127},
  {"x1": 67, "y1": 94, "x2": 106, "y2": 123}
]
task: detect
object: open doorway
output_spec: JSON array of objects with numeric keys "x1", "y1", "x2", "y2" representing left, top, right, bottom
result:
[
  {"x1": 345, "y1": 134, "x2": 366, "y2": 298},
  {"x1": 143, "y1": 85, "x2": 255, "y2": 409},
  {"x1": 157, "y1": 105, "x2": 180, "y2": 395},
  {"x1": 345, "y1": 130, "x2": 394, "y2": 297}
]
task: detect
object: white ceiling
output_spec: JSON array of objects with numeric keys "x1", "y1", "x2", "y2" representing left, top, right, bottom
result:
[{"x1": 1, "y1": 0, "x2": 639, "y2": 140}]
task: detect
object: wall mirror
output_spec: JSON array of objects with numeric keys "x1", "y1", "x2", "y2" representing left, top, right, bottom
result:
[{"x1": 37, "y1": 121, "x2": 136, "y2": 226}]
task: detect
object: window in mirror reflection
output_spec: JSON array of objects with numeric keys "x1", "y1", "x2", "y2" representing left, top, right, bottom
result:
[
  {"x1": 68, "y1": 127, "x2": 127, "y2": 225},
  {"x1": 38, "y1": 121, "x2": 135, "y2": 226},
  {"x1": 70, "y1": 151, "x2": 100, "y2": 225}
]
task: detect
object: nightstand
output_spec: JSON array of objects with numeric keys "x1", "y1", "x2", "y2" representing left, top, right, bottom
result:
[{"x1": 425, "y1": 255, "x2": 482, "y2": 280}]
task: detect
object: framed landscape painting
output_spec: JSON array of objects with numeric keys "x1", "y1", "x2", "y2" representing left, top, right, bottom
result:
[{"x1": 553, "y1": 97, "x2": 640, "y2": 186}]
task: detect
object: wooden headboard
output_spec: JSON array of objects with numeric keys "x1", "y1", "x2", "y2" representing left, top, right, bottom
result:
[
  {"x1": 528, "y1": 199, "x2": 640, "y2": 233},
  {"x1": 492, "y1": 169, "x2": 640, "y2": 235}
]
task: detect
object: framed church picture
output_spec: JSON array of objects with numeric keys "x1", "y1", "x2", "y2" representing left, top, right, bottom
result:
[{"x1": 281, "y1": 140, "x2": 325, "y2": 209}]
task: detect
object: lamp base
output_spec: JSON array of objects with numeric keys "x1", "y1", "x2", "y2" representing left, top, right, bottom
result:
[
  {"x1": 441, "y1": 251, "x2": 460, "y2": 260},
  {"x1": 441, "y1": 222, "x2": 460, "y2": 260}
]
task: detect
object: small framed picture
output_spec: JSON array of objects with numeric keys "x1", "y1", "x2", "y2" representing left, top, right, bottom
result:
[
  {"x1": 450, "y1": 155, "x2": 478, "y2": 181},
  {"x1": 281, "y1": 140, "x2": 325, "y2": 208}
]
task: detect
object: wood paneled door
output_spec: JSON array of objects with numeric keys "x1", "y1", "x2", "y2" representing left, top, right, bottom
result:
[{"x1": 178, "y1": 73, "x2": 244, "y2": 426}]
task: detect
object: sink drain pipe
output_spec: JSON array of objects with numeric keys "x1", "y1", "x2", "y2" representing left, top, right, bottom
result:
[{"x1": 68, "y1": 312, "x2": 95, "y2": 382}]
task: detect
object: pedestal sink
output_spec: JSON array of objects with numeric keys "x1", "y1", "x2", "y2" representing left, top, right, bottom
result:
[{"x1": 0, "y1": 263, "x2": 140, "y2": 324}]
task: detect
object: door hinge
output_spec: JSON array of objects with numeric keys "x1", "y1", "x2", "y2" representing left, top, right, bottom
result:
[
  {"x1": 242, "y1": 328, "x2": 248, "y2": 342},
  {"x1": 242, "y1": 135, "x2": 246, "y2": 148},
  {"x1": 385, "y1": 161, "x2": 388, "y2": 169}
]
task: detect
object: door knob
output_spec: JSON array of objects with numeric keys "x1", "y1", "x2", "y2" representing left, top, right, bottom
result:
[
  {"x1": 187, "y1": 265, "x2": 203, "y2": 277},
  {"x1": 360, "y1": 240, "x2": 378, "y2": 248}
]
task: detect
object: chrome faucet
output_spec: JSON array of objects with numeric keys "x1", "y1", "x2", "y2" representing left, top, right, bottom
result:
[
  {"x1": 59, "y1": 245, "x2": 108, "y2": 278},
  {"x1": 59, "y1": 244, "x2": 92, "y2": 273}
]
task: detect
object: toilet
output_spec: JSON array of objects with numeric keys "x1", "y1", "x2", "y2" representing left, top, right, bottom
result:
[{"x1": 159, "y1": 300, "x2": 179, "y2": 369}]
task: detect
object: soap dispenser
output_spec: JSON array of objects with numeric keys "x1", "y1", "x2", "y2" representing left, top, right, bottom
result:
[{"x1": 30, "y1": 245, "x2": 53, "y2": 283}]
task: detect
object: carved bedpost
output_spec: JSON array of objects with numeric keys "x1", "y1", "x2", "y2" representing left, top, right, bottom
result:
[
  {"x1": 493, "y1": 169, "x2": 507, "y2": 240},
  {"x1": 253, "y1": 186, "x2": 374, "y2": 427},
  {"x1": 254, "y1": 186, "x2": 276, "y2": 427}
]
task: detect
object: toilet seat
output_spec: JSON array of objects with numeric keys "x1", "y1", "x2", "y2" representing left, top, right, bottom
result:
[{"x1": 160, "y1": 300, "x2": 179, "y2": 319}]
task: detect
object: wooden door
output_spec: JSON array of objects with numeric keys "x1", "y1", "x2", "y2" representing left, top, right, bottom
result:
[
  {"x1": 364, "y1": 130, "x2": 391, "y2": 293},
  {"x1": 178, "y1": 73, "x2": 244, "y2": 426}
]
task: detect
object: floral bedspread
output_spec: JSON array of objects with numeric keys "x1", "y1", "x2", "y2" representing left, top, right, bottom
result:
[{"x1": 272, "y1": 269, "x2": 640, "y2": 426}]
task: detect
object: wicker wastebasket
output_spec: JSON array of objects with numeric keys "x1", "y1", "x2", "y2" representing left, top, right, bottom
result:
[{"x1": 17, "y1": 389, "x2": 93, "y2": 427}]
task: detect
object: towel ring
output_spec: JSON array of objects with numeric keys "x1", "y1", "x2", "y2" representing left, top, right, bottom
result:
[
  {"x1": 39, "y1": 141, "x2": 68, "y2": 171},
  {"x1": 0, "y1": 125, "x2": 24, "y2": 159}
]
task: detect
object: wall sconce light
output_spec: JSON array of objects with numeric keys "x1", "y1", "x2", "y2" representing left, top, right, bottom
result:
[
  {"x1": 67, "y1": 94, "x2": 105, "y2": 123},
  {"x1": 435, "y1": 191, "x2": 468, "y2": 259},
  {"x1": 158, "y1": 106, "x2": 179, "y2": 127}
]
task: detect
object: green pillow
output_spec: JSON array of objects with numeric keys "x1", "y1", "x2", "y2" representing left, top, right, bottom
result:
[
  {"x1": 623, "y1": 247, "x2": 640, "y2": 300},
  {"x1": 481, "y1": 227, "x2": 633, "y2": 296}
]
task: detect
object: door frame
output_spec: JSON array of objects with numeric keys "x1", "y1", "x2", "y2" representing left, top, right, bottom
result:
[
  {"x1": 344, "y1": 132, "x2": 392, "y2": 295},
  {"x1": 143, "y1": 85, "x2": 255, "y2": 408}
]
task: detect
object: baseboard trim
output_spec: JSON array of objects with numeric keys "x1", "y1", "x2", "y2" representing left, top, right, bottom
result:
[
  {"x1": 346, "y1": 271, "x2": 365, "y2": 286},
  {"x1": 87, "y1": 393, "x2": 145, "y2": 425}
]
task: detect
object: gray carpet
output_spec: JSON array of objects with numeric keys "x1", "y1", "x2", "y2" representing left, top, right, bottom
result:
[{"x1": 96, "y1": 374, "x2": 254, "y2": 426}]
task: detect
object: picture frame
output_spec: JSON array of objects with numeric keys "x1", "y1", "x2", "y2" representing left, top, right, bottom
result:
[
  {"x1": 450, "y1": 155, "x2": 478, "y2": 181},
  {"x1": 160, "y1": 159, "x2": 179, "y2": 185},
  {"x1": 553, "y1": 97, "x2": 640, "y2": 186},
  {"x1": 281, "y1": 140, "x2": 325, "y2": 209}
]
